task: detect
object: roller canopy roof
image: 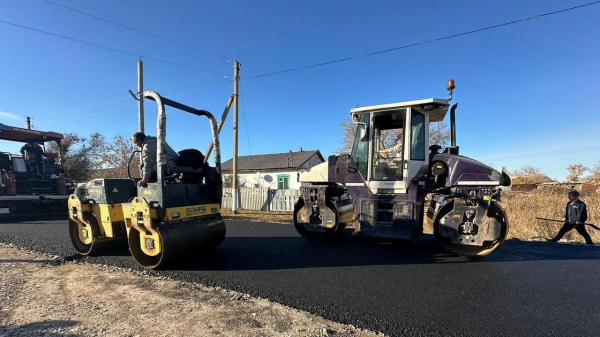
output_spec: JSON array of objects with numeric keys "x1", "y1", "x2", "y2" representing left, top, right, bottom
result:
[
  {"x1": 350, "y1": 98, "x2": 450, "y2": 122},
  {"x1": 0, "y1": 123, "x2": 63, "y2": 143}
]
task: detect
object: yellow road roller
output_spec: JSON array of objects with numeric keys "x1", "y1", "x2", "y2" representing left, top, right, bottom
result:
[{"x1": 68, "y1": 90, "x2": 225, "y2": 269}]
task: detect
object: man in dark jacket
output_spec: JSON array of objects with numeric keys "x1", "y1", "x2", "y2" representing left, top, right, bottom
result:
[
  {"x1": 547, "y1": 190, "x2": 593, "y2": 245},
  {"x1": 20, "y1": 142, "x2": 44, "y2": 175}
]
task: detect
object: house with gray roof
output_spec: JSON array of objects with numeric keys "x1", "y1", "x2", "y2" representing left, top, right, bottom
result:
[{"x1": 221, "y1": 149, "x2": 325, "y2": 189}]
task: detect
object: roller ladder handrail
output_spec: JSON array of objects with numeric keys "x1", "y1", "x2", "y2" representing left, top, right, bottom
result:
[{"x1": 129, "y1": 90, "x2": 222, "y2": 182}]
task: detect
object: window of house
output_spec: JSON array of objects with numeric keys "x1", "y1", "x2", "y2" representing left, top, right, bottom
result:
[{"x1": 277, "y1": 174, "x2": 290, "y2": 189}]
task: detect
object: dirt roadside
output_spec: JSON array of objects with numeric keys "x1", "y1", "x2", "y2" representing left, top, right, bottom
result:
[
  {"x1": 0, "y1": 244, "x2": 380, "y2": 337},
  {"x1": 222, "y1": 209, "x2": 294, "y2": 224}
]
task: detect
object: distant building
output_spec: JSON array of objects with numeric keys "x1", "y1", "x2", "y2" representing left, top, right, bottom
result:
[
  {"x1": 557, "y1": 182, "x2": 598, "y2": 192},
  {"x1": 221, "y1": 150, "x2": 325, "y2": 189},
  {"x1": 581, "y1": 184, "x2": 598, "y2": 192},
  {"x1": 511, "y1": 174, "x2": 554, "y2": 185},
  {"x1": 510, "y1": 175, "x2": 598, "y2": 193},
  {"x1": 511, "y1": 174, "x2": 555, "y2": 192}
]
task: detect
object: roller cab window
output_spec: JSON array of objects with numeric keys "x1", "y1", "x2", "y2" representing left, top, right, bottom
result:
[
  {"x1": 372, "y1": 109, "x2": 405, "y2": 181},
  {"x1": 351, "y1": 113, "x2": 370, "y2": 179},
  {"x1": 410, "y1": 111, "x2": 425, "y2": 160}
]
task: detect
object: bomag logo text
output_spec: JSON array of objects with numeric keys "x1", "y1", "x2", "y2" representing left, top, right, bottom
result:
[{"x1": 186, "y1": 206, "x2": 206, "y2": 215}]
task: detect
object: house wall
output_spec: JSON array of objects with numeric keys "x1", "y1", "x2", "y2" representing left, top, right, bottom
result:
[
  {"x1": 222, "y1": 153, "x2": 324, "y2": 189},
  {"x1": 224, "y1": 170, "x2": 302, "y2": 189}
]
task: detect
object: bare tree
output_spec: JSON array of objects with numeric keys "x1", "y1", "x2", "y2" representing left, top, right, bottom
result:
[
  {"x1": 47, "y1": 132, "x2": 142, "y2": 181},
  {"x1": 566, "y1": 164, "x2": 588, "y2": 183},
  {"x1": 92, "y1": 134, "x2": 140, "y2": 179},
  {"x1": 587, "y1": 162, "x2": 600, "y2": 186},
  {"x1": 336, "y1": 117, "x2": 451, "y2": 154},
  {"x1": 514, "y1": 165, "x2": 546, "y2": 184},
  {"x1": 47, "y1": 133, "x2": 104, "y2": 182},
  {"x1": 428, "y1": 122, "x2": 451, "y2": 148},
  {"x1": 337, "y1": 117, "x2": 356, "y2": 154}
]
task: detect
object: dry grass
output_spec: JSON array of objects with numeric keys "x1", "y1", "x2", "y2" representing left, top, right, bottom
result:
[
  {"x1": 222, "y1": 209, "x2": 293, "y2": 224},
  {"x1": 503, "y1": 187, "x2": 600, "y2": 242}
]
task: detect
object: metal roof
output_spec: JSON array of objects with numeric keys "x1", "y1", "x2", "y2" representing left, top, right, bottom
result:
[
  {"x1": 350, "y1": 98, "x2": 450, "y2": 122},
  {"x1": 0, "y1": 123, "x2": 64, "y2": 143},
  {"x1": 221, "y1": 150, "x2": 324, "y2": 172}
]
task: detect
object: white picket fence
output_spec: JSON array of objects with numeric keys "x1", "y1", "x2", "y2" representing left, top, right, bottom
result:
[{"x1": 222, "y1": 187, "x2": 299, "y2": 212}]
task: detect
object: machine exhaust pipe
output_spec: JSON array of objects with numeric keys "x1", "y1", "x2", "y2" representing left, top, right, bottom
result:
[
  {"x1": 447, "y1": 103, "x2": 459, "y2": 155},
  {"x1": 450, "y1": 103, "x2": 457, "y2": 147}
]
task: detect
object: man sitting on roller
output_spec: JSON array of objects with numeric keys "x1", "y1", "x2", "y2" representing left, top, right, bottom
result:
[{"x1": 131, "y1": 132, "x2": 179, "y2": 186}]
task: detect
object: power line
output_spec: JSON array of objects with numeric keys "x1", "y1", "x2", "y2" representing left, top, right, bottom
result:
[
  {"x1": 0, "y1": 19, "x2": 228, "y2": 75},
  {"x1": 245, "y1": 1, "x2": 600, "y2": 81},
  {"x1": 26, "y1": 1, "x2": 600, "y2": 126},
  {"x1": 37, "y1": 96, "x2": 130, "y2": 118},
  {"x1": 37, "y1": 74, "x2": 224, "y2": 118},
  {"x1": 37, "y1": 103, "x2": 138, "y2": 125},
  {"x1": 161, "y1": 79, "x2": 233, "y2": 94},
  {"x1": 156, "y1": 74, "x2": 221, "y2": 91},
  {"x1": 40, "y1": 0, "x2": 232, "y2": 60},
  {"x1": 239, "y1": 79, "x2": 252, "y2": 155},
  {"x1": 37, "y1": 78, "x2": 234, "y2": 125}
]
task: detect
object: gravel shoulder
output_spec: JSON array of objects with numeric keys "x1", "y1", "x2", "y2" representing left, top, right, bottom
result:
[{"x1": 0, "y1": 243, "x2": 380, "y2": 337}]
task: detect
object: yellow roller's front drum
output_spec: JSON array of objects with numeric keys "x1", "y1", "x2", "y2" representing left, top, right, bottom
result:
[
  {"x1": 77, "y1": 222, "x2": 94, "y2": 245},
  {"x1": 127, "y1": 215, "x2": 226, "y2": 269},
  {"x1": 138, "y1": 230, "x2": 162, "y2": 257}
]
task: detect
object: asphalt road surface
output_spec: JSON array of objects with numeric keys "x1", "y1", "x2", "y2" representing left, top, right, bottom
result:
[{"x1": 1, "y1": 216, "x2": 599, "y2": 337}]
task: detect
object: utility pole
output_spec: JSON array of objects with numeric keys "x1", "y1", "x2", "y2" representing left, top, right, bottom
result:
[
  {"x1": 232, "y1": 60, "x2": 240, "y2": 214},
  {"x1": 26, "y1": 117, "x2": 31, "y2": 130},
  {"x1": 138, "y1": 60, "x2": 144, "y2": 133}
]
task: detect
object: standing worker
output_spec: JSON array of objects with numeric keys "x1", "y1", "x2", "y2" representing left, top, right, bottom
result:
[
  {"x1": 547, "y1": 190, "x2": 594, "y2": 245},
  {"x1": 20, "y1": 142, "x2": 44, "y2": 175},
  {"x1": 131, "y1": 132, "x2": 179, "y2": 186}
]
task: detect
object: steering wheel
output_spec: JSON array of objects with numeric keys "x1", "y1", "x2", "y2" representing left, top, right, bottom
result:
[{"x1": 127, "y1": 150, "x2": 142, "y2": 184}]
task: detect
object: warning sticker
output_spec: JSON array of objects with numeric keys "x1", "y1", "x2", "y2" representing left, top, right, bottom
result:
[{"x1": 112, "y1": 188, "x2": 119, "y2": 193}]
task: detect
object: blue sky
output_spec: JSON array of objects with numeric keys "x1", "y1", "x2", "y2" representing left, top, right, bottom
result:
[{"x1": 0, "y1": 0, "x2": 599, "y2": 181}]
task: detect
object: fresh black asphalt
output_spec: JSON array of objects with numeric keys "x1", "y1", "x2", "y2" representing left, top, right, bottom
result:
[{"x1": 1, "y1": 216, "x2": 599, "y2": 337}]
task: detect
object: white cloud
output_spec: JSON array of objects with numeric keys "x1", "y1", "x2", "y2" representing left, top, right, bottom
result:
[{"x1": 0, "y1": 111, "x2": 21, "y2": 121}]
